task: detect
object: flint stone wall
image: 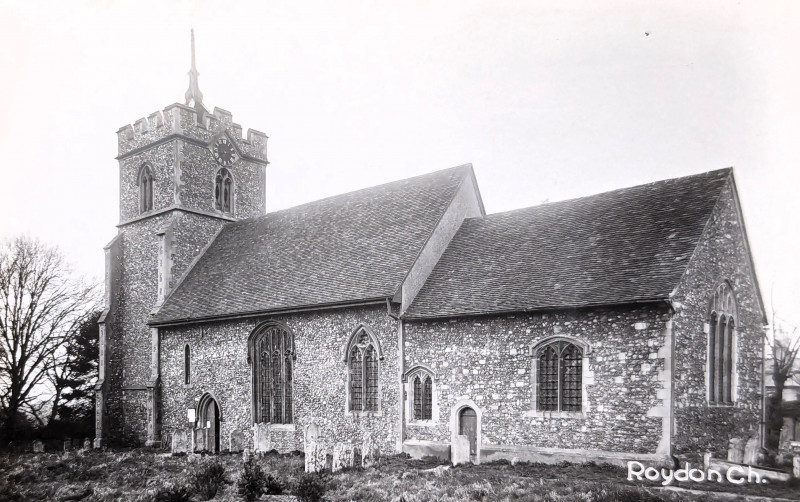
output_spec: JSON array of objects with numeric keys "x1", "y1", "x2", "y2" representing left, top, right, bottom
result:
[
  {"x1": 159, "y1": 304, "x2": 400, "y2": 454},
  {"x1": 670, "y1": 183, "x2": 764, "y2": 458},
  {"x1": 403, "y1": 305, "x2": 671, "y2": 454}
]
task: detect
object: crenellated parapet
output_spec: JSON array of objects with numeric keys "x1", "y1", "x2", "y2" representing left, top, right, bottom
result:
[{"x1": 117, "y1": 104, "x2": 269, "y2": 163}]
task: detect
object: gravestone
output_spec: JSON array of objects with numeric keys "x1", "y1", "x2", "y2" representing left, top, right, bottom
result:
[
  {"x1": 452, "y1": 434, "x2": 471, "y2": 465},
  {"x1": 779, "y1": 418, "x2": 794, "y2": 452},
  {"x1": 253, "y1": 423, "x2": 271, "y2": 453},
  {"x1": 332, "y1": 442, "x2": 355, "y2": 472},
  {"x1": 793, "y1": 456, "x2": 800, "y2": 479},
  {"x1": 171, "y1": 430, "x2": 188, "y2": 454},
  {"x1": 195, "y1": 428, "x2": 206, "y2": 452},
  {"x1": 361, "y1": 433, "x2": 380, "y2": 468},
  {"x1": 32, "y1": 440, "x2": 44, "y2": 453},
  {"x1": 83, "y1": 438, "x2": 91, "y2": 450},
  {"x1": 63, "y1": 439, "x2": 73, "y2": 452},
  {"x1": 743, "y1": 437, "x2": 759, "y2": 465},
  {"x1": 304, "y1": 422, "x2": 325, "y2": 473},
  {"x1": 229, "y1": 429, "x2": 245, "y2": 452},
  {"x1": 727, "y1": 438, "x2": 744, "y2": 463},
  {"x1": 243, "y1": 449, "x2": 252, "y2": 461}
]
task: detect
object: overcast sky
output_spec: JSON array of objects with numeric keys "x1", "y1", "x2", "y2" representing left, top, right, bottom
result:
[{"x1": 1, "y1": 0, "x2": 798, "y2": 328}]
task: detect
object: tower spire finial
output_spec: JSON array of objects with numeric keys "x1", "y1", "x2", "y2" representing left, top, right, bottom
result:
[{"x1": 185, "y1": 28, "x2": 203, "y2": 106}]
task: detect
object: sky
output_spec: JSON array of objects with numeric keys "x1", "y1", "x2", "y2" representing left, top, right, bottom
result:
[{"x1": 0, "y1": 0, "x2": 798, "y2": 328}]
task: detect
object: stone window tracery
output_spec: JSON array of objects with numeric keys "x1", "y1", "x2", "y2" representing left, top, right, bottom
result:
[
  {"x1": 346, "y1": 325, "x2": 382, "y2": 414},
  {"x1": 535, "y1": 340, "x2": 583, "y2": 412},
  {"x1": 708, "y1": 281, "x2": 737, "y2": 404},
  {"x1": 138, "y1": 164, "x2": 154, "y2": 213},
  {"x1": 214, "y1": 168, "x2": 234, "y2": 213},
  {"x1": 249, "y1": 323, "x2": 294, "y2": 424}
]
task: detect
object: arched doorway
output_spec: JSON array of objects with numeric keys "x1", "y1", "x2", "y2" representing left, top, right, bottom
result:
[
  {"x1": 197, "y1": 394, "x2": 221, "y2": 453},
  {"x1": 459, "y1": 407, "x2": 478, "y2": 459}
]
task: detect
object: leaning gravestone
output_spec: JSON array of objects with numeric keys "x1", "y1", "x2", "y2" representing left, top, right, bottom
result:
[
  {"x1": 32, "y1": 440, "x2": 44, "y2": 453},
  {"x1": 229, "y1": 429, "x2": 245, "y2": 453},
  {"x1": 727, "y1": 438, "x2": 744, "y2": 463},
  {"x1": 743, "y1": 437, "x2": 759, "y2": 465},
  {"x1": 361, "y1": 433, "x2": 380, "y2": 468},
  {"x1": 332, "y1": 442, "x2": 355, "y2": 472},
  {"x1": 452, "y1": 434, "x2": 471, "y2": 465},
  {"x1": 304, "y1": 423, "x2": 326, "y2": 473}
]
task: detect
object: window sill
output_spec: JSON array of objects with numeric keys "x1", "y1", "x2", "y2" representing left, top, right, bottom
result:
[
  {"x1": 707, "y1": 401, "x2": 736, "y2": 408},
  {"x1": 348, "y1": 411, "x2": 383, "y2": 418},
  {"x1": 524, "y1": 410, "x2": 585, "y2": 419},
  {"x1": 408, "y1": 419, "x2": 439, "y2": 427},
  {"x1": 269, "y1": 424, "x2": 295, "y2": 432}
]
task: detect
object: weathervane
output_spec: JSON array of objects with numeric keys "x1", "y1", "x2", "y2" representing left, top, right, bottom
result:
[{"x1": 185, "y1": 28, "x2": 203, "y2": 106}]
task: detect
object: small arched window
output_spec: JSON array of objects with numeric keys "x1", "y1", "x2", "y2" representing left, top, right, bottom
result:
[
  {"x1": 138, "y1": 165, "x2": 154, "y2": 213},
  {"x1": 214, "y1": 168, "x2": 234, "y2": 213},
  {"x1": 408, "y1": 368, "x2": 434, "y2": 421},
  {"x1": 184, "y1": 345, "x2": 191, "y2": 385},
  {"x1": 708, "y1": 282, "x2": 737, "y2": 404},
  {"x1": 535, "y1": 340, "x2": 583, "y2": 412},
  {"x1": 346, "y1": 325, "x2": 383, "y2": 413}
]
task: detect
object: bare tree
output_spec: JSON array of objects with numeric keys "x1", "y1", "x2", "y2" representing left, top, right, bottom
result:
[
  {"x1": 0, "y1": 236, "x2": 99, "y2": 441},
  {"x1": 765, "y1": 307, "x2": 800, "y2": 449}
]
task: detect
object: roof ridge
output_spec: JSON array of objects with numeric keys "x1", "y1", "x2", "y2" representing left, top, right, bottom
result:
[
  {"x1": 231, "y1": 164, "x2": 474, "y2": 227},
  {"x1": 473, "y1": 167, "x2": 732, "y2": 221}
]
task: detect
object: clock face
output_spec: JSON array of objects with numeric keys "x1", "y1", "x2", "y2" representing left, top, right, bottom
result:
[{"x1": 212, "y1": 138, "x2": 238, "y2": 166}]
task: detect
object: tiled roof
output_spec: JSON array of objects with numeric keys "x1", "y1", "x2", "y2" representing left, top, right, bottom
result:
[
  {"x1": 404, "y1": 168, "x2": 732, "y2": 319},
  {"x1": 152, "y1": 165, "x2": 473, "y2": 324}
]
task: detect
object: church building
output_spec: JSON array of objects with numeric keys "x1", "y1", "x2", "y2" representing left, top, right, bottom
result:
[{"x1": 95, "y1": 38, "x2": 766, "y2": 466}]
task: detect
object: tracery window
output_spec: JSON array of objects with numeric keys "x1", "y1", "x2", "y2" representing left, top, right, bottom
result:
[
  {"x1": 214, "y1": 168, "x2": 233, "y2": 213},
  {"x1": 536, "y1": 340, "x2": 583, "y2": 412},
  {"x1": 138, "y1": 164, "x2": 154, "y2": 213},
  {"x1": 708, "y1": 282, "x2": 737, "y2": 404},
  {"x1": 412, "y1": 374, "x2": 433, "y2": 420},
  {"x1": 249, "y1": 323, "x2": 294, "y2": 424},
  {"x1": 346, "y1": 326, "x2": 382, "y2": 413}
]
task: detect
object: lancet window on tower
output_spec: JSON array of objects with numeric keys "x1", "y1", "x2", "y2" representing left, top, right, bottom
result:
[
  {"x1": 214, "y1": 168, "x2": 233, "y2": 213},
  {"x1": 138, "y1": 164, "x2": 154, "y2": 213}
]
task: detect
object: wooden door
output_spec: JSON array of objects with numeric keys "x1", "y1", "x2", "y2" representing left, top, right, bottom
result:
[{"x1": 459, "y1": 407, "x2": 477, "y2": 456}]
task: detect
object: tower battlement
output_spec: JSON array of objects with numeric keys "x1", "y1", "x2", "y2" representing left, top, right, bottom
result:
[{"x1": 117, "y1": 104, "x2": 268, "y2": 162}]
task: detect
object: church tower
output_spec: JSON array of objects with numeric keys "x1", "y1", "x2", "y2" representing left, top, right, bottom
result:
[{"x1": 95, "y1": 32, "x2": 268, "y2": 446}]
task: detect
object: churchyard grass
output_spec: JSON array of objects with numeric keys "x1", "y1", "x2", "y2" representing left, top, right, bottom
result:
[{"x1": 0, "y1": 449, "x2": 798, "y2": 501}]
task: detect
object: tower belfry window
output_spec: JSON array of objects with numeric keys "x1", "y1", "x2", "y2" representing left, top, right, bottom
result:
[
  {"x1": 138, "y1": 165, "x2": 154, "y2": 213},
  {"x1": 214, "y1": 168, "x2": 233, "y2": 213}
]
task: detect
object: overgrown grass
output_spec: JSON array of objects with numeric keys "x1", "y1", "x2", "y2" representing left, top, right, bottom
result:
[{"x1": 1, "y1": 449, "x2": 798, "y2": 501}]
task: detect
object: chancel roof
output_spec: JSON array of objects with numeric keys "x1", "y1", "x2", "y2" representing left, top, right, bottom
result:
[
  {"x1": 151, "y1": 165, "x2": 474, "y2": 325},
  {"x1": 403, "y1": 168, "x2": 733, "y2": 319}
]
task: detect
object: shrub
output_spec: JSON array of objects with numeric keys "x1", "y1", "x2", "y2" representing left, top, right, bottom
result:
[
  {"x1": 264, "y1": 471, "x2": 285, "y2": 495},
  {"x1": 237, "y1": 456, "x2": 267, "y2": 502},
  {"x1": 190, "y1": 459, "x2": 228, "y2": 500},
  {"x1": 153, "y1": 483, "x2": 191, "y2": 502},
  {"x1": 295, "y1": 473, "x2": 327, "y2": 502}
]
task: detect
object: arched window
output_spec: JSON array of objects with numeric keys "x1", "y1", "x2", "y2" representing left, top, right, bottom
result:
[
  {"x1": 708, "y1": 282, "x2": 737, "y2": 404},
  {"x1": 346, "y1": 325, "x2": 383, "y2": 413},
  {"x1": 184, "y1": 344, "x2": 191, "y2": 385},
  {"x1": 535, "y1": 340, "x2": 583, "y2": 412},
  {"x1": 405, "y1": 366, "x2": 436, "y2": 422},
  {"x1": 248, "y1": 322, "x2": 294, "y2": 424},
  {"x1": 214, "y1": 168, "x2": 234, "y2": 213},
  {"x1": 138, "y1": 164, "x2": 154, "y2": 213}
]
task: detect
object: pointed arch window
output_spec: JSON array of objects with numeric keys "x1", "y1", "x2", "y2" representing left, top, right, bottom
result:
[
  {"x1": 708, "y1": 282, "x2": 737, "y2": 404},
  {"x1": 346, "y1": 326, "x2": 383, "y2": 413},
  {"x1": 214, "y1": 168, "x2": 233, "y2": 213},
  {"x1": 138, "y1": 164, "x2": 154, "y2": 213},
  {"x1": 248, "y1": 323, "x2": 294, "y2": 424},
  {"x1": 534, "y1": 340, "x2": 583, "y2": 412},
  {"x1": 406, "y1": 366, "x2": 435, "y2": 422}
]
